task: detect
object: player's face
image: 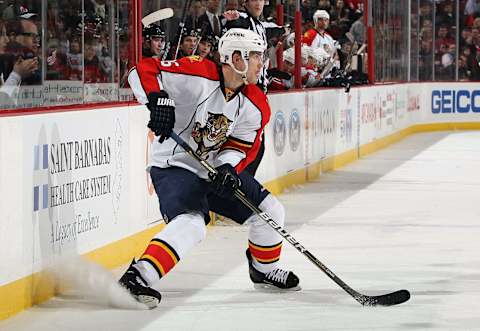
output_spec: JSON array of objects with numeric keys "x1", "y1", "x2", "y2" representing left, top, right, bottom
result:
[
  {"x1": 181, "y1": 36, "x2": 197, "y2": 55},
  {"x1": 245, "y1": 0, "x2": 265, "y2": 18},
  {"x1": 316, "y1": 17, "x2": 329, "y2": 30},
  {"x1": 246, "y1": 51, "x2": 264, "y2": 84},
  {"x1": 150, "y1": 37, "x2": 165, "y2": 56},
  {"x1": 197, "y1": 41, "x2": 212, "y2": 58},
  {"x1": 283, "y1": 60, "x2": 294, "y2": 74},
  {"x1": 19, "y1": 20, "x2": 39, "y2": 53},
  {"x1": 85, "y1": 43, "x2": 96, "y2": 61}
]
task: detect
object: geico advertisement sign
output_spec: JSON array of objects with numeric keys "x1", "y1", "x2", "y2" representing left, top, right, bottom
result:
[{"x1": 432, "y1": 89, "x2": 480, "y2": 113}]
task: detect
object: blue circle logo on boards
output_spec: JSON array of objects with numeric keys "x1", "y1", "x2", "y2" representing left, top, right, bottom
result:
[
  {"x1": 289, "y1": 109, "x2": 301, "y2": 152},
  {"x1": 273, "y1": 111, "x2": 286, "y2": 156}
]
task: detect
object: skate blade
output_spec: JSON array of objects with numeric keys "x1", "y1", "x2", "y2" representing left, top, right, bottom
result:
[
  {"x1": 136, "y1": 295, "x2": 160, "y2": 309},
  {"x1": 253, "y1": 283, "x2": 302, "y2": 292}
]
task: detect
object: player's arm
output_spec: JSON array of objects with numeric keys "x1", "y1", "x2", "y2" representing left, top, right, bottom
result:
[
  {"x1": 216, "y1": 95, "x2": 269, "y2": 173},
  {"x1": 302, "y1": 29, "x2": 315, "y2": 47},
  {"x1": 208, "y1": 109, "x2": 264, "y2": 199},
  {"x1": 128, "y1": 58, "x2": 177, "y2": 142},
  {"x1": 127, "y1": 57, "x2": 168, "y2": 104},
  {"x1": 225, "y1": 12, "x2": 250, "y2": 30}
]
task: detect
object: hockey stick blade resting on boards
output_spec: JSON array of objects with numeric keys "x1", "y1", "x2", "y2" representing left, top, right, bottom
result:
[{"x1": 169, "y1": 131, "x2": 411, "y2": 306}]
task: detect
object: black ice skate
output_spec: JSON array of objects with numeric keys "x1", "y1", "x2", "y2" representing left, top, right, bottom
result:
[
  {"x1": 246, "y1": 249, "x2": 301, "y2": 291},
  {"x1": 119, "y1": 259, "x2": 162, "y2": 309}
]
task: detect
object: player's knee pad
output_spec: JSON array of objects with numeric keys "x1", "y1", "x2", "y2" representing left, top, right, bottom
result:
[
  {"x1": 248, "y1": 193, "x2": 285, "y2": 230},
  {"x1": 260, "y1": 193, "x2": 285, "y2": 227},
  {"x1": 156, "y1": 212, "x2": 206, "y2": 258}
]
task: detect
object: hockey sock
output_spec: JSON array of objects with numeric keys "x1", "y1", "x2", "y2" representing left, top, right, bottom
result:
[
  {"x1": 135, "y1": 212, "x2": 206, "y2": 285},
  {"x1": 247, "y1": 194, "x2": 285, "y2": 273}
]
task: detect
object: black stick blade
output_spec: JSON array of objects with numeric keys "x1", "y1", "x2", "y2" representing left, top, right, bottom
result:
[{"x1": 357, "y1": 289, "x2": 411, "y2": 307}]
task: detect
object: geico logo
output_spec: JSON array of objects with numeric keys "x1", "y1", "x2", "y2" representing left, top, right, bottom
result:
[{"x1": 432, "y1": 90, "x2": 480, "y2": 113}]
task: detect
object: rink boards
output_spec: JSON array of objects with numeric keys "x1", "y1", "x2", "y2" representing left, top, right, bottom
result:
[{"x1": 1, "y1": 82, "x2": 480, "y2": 319}]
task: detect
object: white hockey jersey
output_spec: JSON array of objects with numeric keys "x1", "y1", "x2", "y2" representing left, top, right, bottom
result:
[
  {"x1": 303, "y1": 28, "x2": 336, "y2": 54},
  {"x1": 128, "y1": 56, "x2": 271, "y2": 178}
]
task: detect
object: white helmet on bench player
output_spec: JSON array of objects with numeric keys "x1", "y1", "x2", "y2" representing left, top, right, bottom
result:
[{"x1": 218, "y1": 28, "x2": 266, "y2": 83}]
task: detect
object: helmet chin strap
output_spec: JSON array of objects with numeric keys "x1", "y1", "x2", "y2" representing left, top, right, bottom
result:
[{"x1": 228, "y1": 55, "x2": 250, "y2": 85}]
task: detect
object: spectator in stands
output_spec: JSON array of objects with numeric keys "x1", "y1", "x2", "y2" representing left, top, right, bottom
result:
[
  {"x1": 349, "y1": 10, "x2": 365, "y2": 44},
  {"x1": 186, "y1": 0, "x2": 205, "y2": 30},
  {"x1": 66, "y1": 37, "x2": 82, "y2": 80},
  {"x1": 317, "y1": 0, "x2": 332, "y2": 11},
  {"x1": 458, "y1": 54, "x2": 472, "y2": 80},
  {"x1": 0, "y1": 19, "x2": 38, "y2": 106},
  {"x1": 465, "y1": 0, "x2": 480, "y2": 16},
  {"x1": 419, "y1": 2, "x2": 433, "y2": 25},
  {"x1": 301, "y1": 0, "x2": 316, "y2": 26},
  {"x1": 436, "y1": 1, "x2": 455, "y2": 27},
  {"x1": 419, "y1": 39, "x2": 433, "y2": 80},
  {"x1": 460, "y1": 27, "x2": 473, "y2": 47},
  {"x1": 472, "y1": 17, "x2": 480, "y2": 30},
  {"x1": 420, "y1": 24, "x2": 433, "y2": 44},
  {"x1": 436, "y1": 43, "x2": 455, "y2": 80},
  {"x1": 45, "y1": 38, "x2": 68, "y2": 80},
  {"x1": 197, "y1": 0, "x2": 224, "y2": 38},
  {"x1": 331, "y1": 0, "x2": 351, "y2": 25},
  {"x1": 346, "y1": 0, "x2": 364, "y2": 12},
  {"x1": 6, "y1": 10, "x2": 41, "y2": 85},
  {"x1": 225, "y1": 0, "x2": 240, "y2": 11},
  {"x1": 84, "y1": 38, "x2": 105, "y2": 83},
  {"x1": 119, "y1": 37, "x2": 131, "y2": 88},
  {"x1": 435, "y1": 25, "x2": 455, "y2": 53},
  {"x1": 85, "y1": 0, "x2": 107, "y2": 20},
  {"x1": 329, "y1": 0, "x2": 352, "y2": 40}
]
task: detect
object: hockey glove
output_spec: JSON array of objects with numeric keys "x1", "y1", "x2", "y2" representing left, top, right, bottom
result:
[
  {"x1": 209, "y1": 164, "x2": 241, "y2": 200},
  {"x1": 147, "y1": 91, "x2": 176, "y2": 143}
]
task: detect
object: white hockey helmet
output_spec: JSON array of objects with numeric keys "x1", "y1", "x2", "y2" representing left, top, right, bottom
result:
[
  {"x1": 313, "y1": 10, "x2": 330, "y2": 24},
  {"x1": 301, "y1": 45, "x2": 313, "y2": 65},
  {"x1": 283, "y1": 46, "x2": 309, "y2": 66},
  {"x1": 284, "y1": 32, "x2": 295, "y2": 49},
  {"x1": 283, "y1": 47, "x2": 295, "y2": 64},
  {"x1": 218, "y1": 28, "x2": 267, "y2": 83}
]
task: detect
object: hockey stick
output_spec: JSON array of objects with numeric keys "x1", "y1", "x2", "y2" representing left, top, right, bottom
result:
[
  {"x1": 174, "y1": 0, "x2": 193, "y2": 59},
  {"x1": 169, "y1": 131, "x2": 411, "y2": 306},
  {"x1": 142, "y1": 8, "x2": 174, "y2": 27}
]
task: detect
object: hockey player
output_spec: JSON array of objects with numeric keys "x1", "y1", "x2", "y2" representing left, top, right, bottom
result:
[
  {"x1": 142, "y1": 24, "x2": 166, "y2": 58},
  {"x1": 174, "y1": 28, "x2": 199, "y2": 59},
  {"x1": 120, "y1": 28, "x2": 300, "y2": 308},
  {"x1": 224, "y1": 0, "x2": 284, "y2": 92},
  {"x1": 224, "y1": 0, "x2": 285, "y2": 176},
  {"x1": 303, "y1": 10, "x2": 336, "y2": 55},
  {"x1": 194, "y1": 33, "x2": 217, "y2": 60},
  {"x1": 276, "y1": 46, "x2": 320, "y2": 89}
]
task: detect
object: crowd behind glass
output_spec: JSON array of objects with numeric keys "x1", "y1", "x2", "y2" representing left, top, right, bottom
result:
[{"x1": 0, "y1": 0, "x2": 479, "y2": 110}]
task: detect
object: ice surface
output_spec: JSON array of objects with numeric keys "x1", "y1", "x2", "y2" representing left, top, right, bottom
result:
[{"x1": 1, "y1": 131, "x2": 479, "y2": 331}]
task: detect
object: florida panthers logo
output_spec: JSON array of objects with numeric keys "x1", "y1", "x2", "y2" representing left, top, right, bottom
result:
[{"x1": 192, "y1": 112, "x2": 233, "y2": 158}]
